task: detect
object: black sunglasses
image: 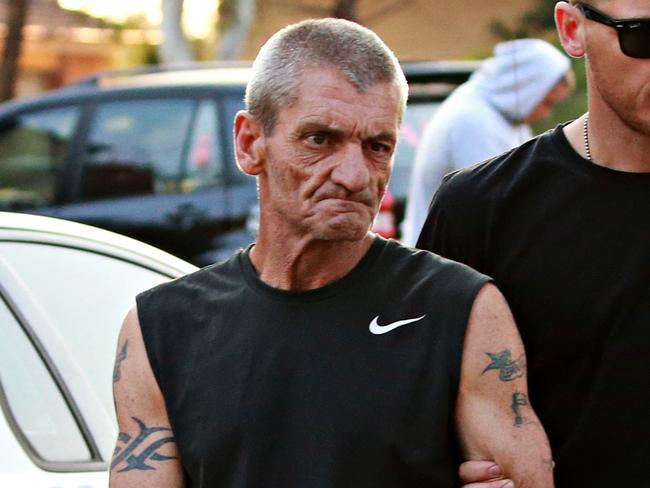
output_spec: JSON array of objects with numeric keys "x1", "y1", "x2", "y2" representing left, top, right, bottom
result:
[{"x1": 576, "y1": 3, "x2": 650, "y2": 59}]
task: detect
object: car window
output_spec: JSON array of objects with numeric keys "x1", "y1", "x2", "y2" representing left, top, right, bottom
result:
[
  {"x1": 0, "y1": 296, "x2": 91, "y2": 463},
  {"x1": 0, "y1": 107, "x2": 80, "y2": 211},
  {"x1": 221, "y1": 93, "x2": 246, "y2": 180},
  {"x1": 390, "y1": 101, "x2": 441, "y2": 199},
  {"x1": 0, "y1": 242, "x2": 173, "y2": 443},
  {"x1": 182, "y1": 100, "x2": 225, "y2": 191},
  {"x1": 81, "y1": 99, "x2": 194, "y2": 201}
]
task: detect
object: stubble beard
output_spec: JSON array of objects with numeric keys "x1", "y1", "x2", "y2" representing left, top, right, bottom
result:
[
  {"x1": 589, "y1": 60, "x2": 650, "y2": 137},
  {"x1": 305, "y1": 207, "x2": 373, "y2": 242},
  {"x1": 263, "y1": 190, "x2": 373, "y2": 243},
  {"x1": 263, "y1": 146, "x2": 379, "y2": 243},
  {"x1": 318, "y1": 220, "x2": 370, "y2": 242}
]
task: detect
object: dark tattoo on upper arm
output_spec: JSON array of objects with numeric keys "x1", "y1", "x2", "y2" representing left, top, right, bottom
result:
[
  {"x1": 511, "y1": 391, "x2": 534, "y2": 427},
  {"x1": 113, "y1": 339, "x2": 129, "y2": 383},
  {"x1": 111, "y1": 416, "x2": 177, "y2": 472},
  {"x1": 482, "y1": 349, "x2": 526, "y2": 381}
]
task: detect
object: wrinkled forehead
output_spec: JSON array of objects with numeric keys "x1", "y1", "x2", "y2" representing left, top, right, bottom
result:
[
  {"x1": 302, "y1": 64, "x2": 407, "y2": 116},
  {"x1": 290, "y1": 68, "x2": 403, "y2": 130}
]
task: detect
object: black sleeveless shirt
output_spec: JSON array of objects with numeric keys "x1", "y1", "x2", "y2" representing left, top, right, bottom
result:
[{"x1": 137, "y1": 237, "x2": 490, "y2": 487}]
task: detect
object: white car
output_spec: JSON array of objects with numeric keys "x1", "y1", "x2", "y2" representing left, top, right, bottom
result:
[{"x1": 0, "y1": 212, "x2": 196, "y2": 487}]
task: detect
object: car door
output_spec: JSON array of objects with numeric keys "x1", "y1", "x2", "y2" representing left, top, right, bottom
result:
[
  {"x1": 0, "y1": 104, "x2": 81, "y2": 212},
  {"x1": 0, "y1": 229, "x2": 191, "y2": 485},
  {"x1": 46, "y1": 95, "x2": 233, "y2": 263}
]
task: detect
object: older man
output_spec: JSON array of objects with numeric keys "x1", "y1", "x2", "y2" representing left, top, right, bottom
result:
[
  {"x1": 109, "y1": 19, "x2": 553, "y2": 488},
  {"x1": 417, "y1": 1, "x2": 650, "y2": 487}
]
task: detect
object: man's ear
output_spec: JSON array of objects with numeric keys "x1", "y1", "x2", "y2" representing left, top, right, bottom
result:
[
  {"x1": 555, "y1": 2, "x2": 585, "y2": 58},
  {"x1": 234, "y1": 111, "x2": 266, "y2": 176}
]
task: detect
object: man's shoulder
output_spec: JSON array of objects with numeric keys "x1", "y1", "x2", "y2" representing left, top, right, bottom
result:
[
  {"x1": 436, "y1": 126, "x2": 561, "y2": 209},
  {"x1": 415, "y1": 126, "x2": 565, "y2": 255},
  {"x1": 137, "y1": 249, "x2": 244, "y2": 306},
  {"x1": 383, "y1": 239, "x2": 491, "y2": 290}
]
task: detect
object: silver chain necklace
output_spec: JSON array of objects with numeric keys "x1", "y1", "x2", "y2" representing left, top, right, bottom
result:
[{"x1": 583, "y1": 113, "x2": 592, "y2": 161}]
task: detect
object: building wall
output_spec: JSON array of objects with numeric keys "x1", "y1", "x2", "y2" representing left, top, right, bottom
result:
[
  {"x1": 0, "y1": 0, "x2": 115, "y2": 97},
  {"x1": 1, "y1": 0, "x2": 541, "y2": 98},
  {"x1": 0, "y1": 34, "x2": 118, "y2": 97},
  {"x1": 244, "y1": 0, "x2": 538, "y2": 61}
]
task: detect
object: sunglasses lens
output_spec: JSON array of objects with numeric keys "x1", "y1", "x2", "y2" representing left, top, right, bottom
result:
[{"x1": 621, "y1": 24, "x2": 650, "y2": 58}]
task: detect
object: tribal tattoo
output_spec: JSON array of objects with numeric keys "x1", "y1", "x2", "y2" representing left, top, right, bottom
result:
[
  {"x1": 111, "y1": 416, "x2": 177, "y2": 472},
  {"x1": 482, "y1": 349, "x2": 526, "y2": 382},
  {"x1": 511, "y1": 391, "x2": 532, "y2": 427},
  {"x1": 113, "y1": 339, "x2": 129, "y2": 383}
]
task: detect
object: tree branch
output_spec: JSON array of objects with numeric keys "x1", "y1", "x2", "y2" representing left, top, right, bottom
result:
[{"x1": 1, "y1": 0, "x2": 29, "y2": 101}]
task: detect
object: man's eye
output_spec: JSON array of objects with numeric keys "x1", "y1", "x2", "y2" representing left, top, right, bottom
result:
[
  {"x1": 369, "y1": 141, "x2": 391, "y2": 154},
  {"x1": 307, "y1": 133, "x2": 327, "y2": 145}
]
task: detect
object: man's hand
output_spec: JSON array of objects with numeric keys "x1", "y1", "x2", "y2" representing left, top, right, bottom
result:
[{"x1": 460, "y1": 460, "x2": 512, "y2": 488}]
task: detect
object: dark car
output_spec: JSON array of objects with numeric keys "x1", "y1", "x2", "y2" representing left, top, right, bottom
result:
[{"x1": 0, "y1": 61, "x2": 477, "y2": 265}]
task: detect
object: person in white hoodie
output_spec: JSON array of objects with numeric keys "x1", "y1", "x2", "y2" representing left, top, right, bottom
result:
[{"x1": 401, "y1": 38, "x2": 572, "y2": 246}]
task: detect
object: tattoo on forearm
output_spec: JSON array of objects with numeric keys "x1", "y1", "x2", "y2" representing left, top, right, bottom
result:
[
  {"x1": 111, "y1": 416, "x2": 177, "y2": 472},
  {"x1": 482, "y1": 349, "x2": 526, "y2": 381},
  {"x1": 511, "y1": 391, "x2": 533, "y2": 427},
  {"x1": 113, "y1": 339, "x2": 129, "y2": 383}
]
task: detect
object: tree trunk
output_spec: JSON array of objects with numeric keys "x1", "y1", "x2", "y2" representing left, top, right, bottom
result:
[
  {"x1": 217, "y1": 0, "x2": 256, "y2": 60},
  {"x1": 1, "y1": 0, "x2": 29, "y2": 101},
  {"x1": 332, "y1": 0, "x2": 358, "y2": 22},
  {"x1": 160, "y1": 0, "x2": 194, "y2": 64}
]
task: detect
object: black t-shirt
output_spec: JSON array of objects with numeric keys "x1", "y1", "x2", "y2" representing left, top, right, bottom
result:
[
  {"x1": 417, "y1": 125, "x2": 650, "y2": 486},
  {"x1": 138, "y1": 237, "x2": 490, "y2": 488}
]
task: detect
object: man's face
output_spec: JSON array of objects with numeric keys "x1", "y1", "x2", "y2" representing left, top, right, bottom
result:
[
  {"x1": 524, "y1": 80, "x2": 571, "y2": 125},
  {"x1": 257, "y1": 67, "x2": 401, "y2": 242},
  {"x1": 580, "y1": 0, "x2": 650, "y2": 133}
]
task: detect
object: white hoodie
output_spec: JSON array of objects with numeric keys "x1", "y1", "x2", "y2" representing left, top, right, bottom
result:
[{"x1": 401, "y1": 39, "x2": 570, "y2": 246}]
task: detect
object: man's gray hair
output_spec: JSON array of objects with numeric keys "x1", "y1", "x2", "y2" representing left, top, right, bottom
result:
[{"x1": 245, "y1": 18, "x2": 408, "y2": 135}]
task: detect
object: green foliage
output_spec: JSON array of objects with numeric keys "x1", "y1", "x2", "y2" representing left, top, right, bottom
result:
[
  {"x1": 490, "y1": 0, "x2": 559, "y2": 40},
  {"x1": 490, "y1": 20, "x2": 529, "y2": 41},
  {"x1": 533, "y1": 56, "x2": 588, "y2": 133},
  {"x1": 142, "y1": 44, "x2": 160, "y2": 65},
  {"x1": 520, "y1": 0, "x2": 558, "y2": 33}
]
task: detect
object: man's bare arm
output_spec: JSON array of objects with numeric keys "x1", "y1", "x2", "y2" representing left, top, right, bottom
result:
[
  {"x1": 456, "y1": 283, "x2": 554, "y2": 488},
  {"x1": 110, "y1": 307, "x2": 186, "y2": 487}
]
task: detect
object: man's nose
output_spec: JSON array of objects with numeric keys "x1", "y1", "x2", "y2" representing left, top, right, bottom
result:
[{"x1": 330, "y1": 142, "x2": 370, "y2": 193}]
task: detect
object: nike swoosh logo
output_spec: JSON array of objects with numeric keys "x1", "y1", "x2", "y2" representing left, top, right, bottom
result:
[{"x1": 369, "y1": 315, "x2": 426, "y2": 335}]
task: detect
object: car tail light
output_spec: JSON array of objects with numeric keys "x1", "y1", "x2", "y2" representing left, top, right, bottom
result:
[{"x1": 373, "y1": 189, "x2": 396, "y2": 238}]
